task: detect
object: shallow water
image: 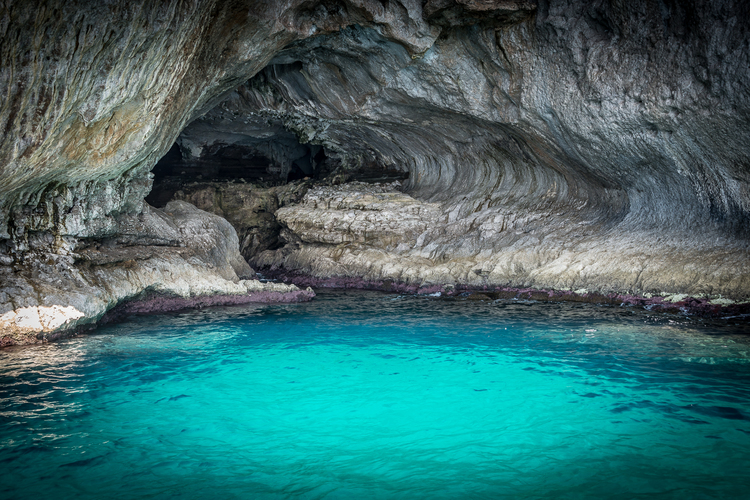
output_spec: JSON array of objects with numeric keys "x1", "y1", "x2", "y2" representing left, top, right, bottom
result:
[{"x1": 1, "y1": 290, "x2": 750, "y2": 499}]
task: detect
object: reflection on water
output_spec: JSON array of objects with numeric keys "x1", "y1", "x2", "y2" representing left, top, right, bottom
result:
[{"x1": 1, "y1": 290, "x2": 749, "y2": 499}]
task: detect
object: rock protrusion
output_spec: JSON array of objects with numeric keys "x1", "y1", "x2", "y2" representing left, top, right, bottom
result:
[{"x1": 0, "y1": 201, "x2": 313, "y2": 346}]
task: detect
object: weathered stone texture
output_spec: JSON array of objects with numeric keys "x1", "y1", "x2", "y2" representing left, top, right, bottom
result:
[
  {"x1": 1, "y1": 0, "x2": 749, "y2": 343},
  {"x1": 168, "y1": 180, "x2": 313, "y2": 261},
  {"x1": 0, "y1": 0, "x2": 433, "y2": 342},
  {"x1": 0, "y1": 0, "x2": 436, "y2": 238},
  {"x1": 0, "y1": 200, "x2": 311, "y2": 346},
  {"x1": 254, "y1": 182, "x2": 749, "y2": 300},
  {"x1": 184, "y1": 0, "x2": 750, "y2": 300}
]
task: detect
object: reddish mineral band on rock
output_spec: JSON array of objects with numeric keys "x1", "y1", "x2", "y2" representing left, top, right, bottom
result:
[
  {"x1": 109, "y1": 290, "x2": 315, "y2": 315},
  {"x1": 257, "y1": 269, "x2": 750, "y2": 318},
  {"x1": 101, "y1": 288, "x2": 316, "y2": 321}
]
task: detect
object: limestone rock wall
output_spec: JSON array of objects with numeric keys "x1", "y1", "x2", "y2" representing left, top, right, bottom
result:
[
  {"x1": 0, "y1": 0, "x2": 436, "y2": 241},
  {"x1": 1, "y1": 0, "x2": 749, "y2": 343},
  {"x1": 0, "y1": 0, "x2": 431, "y2": 342},
  {"x1": 180, "y1": 0, "x2": 750, "y2": 300}
]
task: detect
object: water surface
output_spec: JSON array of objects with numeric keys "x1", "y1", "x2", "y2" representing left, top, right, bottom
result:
[{"x1": 2, "y1": 290, "x2": 749, "y2": 499}]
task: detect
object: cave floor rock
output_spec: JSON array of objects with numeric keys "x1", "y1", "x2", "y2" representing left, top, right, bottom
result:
[
  {"x1": 146, "y1": 178, "x2": 749, "y2": 316},
  {"x1": 252, "y1": 181, "x2": 750, "y2": 313}
]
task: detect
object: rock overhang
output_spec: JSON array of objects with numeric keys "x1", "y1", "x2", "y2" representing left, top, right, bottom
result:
[{"x1": 1, "y1": 0, "x2": 749, "y2": 344}]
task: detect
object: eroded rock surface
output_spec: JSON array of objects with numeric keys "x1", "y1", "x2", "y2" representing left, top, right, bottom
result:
[
  {"x1": 255, "y1": 182, "x2": 749, "y2": 300},
  {"x1": 164, "y1": 180, "x2": 313, "y2": 261},
  {"x1": 1, "y1": 0, "x2": 750, "y2": 344},
  {"x1": 0, "y1": 0, "x2": 437, "y2": 227},
  {"x1": 0, "y1": 200, "x2": 313, "y2": 346},
  {"x1": 0, "y1": 0, "x2": 439, "y2": 343},
  {"x1": 180, "y1": 0, "x2": 750, "y2": 302}
]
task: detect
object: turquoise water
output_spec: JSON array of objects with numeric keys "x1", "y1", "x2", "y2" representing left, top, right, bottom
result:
[{"x1": 1, "y1": 290, "x2": 750, "y2": 499}]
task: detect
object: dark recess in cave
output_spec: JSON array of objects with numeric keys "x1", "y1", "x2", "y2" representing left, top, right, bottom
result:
[
  {"x1": 147, "y1": 142, "x2": 293, "y2": 207},
  {"x1": 147, "y1": 140, "x2": 409, "y2": 208},
  {"x1": 150, "y1": 142, "x2": 281, "y2": 183}
]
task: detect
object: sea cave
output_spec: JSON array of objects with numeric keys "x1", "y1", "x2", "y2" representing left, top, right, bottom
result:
[{"x1": 1, "y1": 0, "x2": 749, "y2": 497}]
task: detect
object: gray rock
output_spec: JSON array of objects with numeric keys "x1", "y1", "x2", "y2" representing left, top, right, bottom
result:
[
  {"x1": 1, "y1": 0, "x2": 749, "y2": 343},
  {"x1": 255, "y1": 181, "x2": 750, "y2": 300},
  {"x1": 183, "y1": 1, "x2": 750, "y2": 301},
  {"x1": 168, "y1": 180, "x2": 313, "y2": 261},
  {"x1": 0, "y1": 201, "x2": 309, "y2": 346}
]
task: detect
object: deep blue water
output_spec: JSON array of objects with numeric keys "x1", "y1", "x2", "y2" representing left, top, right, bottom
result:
[{"x1": 1, "y1": 289, "x2": 750, "y2": 499}]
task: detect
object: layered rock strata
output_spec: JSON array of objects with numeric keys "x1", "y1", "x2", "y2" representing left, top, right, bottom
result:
[{"x1": 255, "y1": 182, "x2": 749, "y2": 303}]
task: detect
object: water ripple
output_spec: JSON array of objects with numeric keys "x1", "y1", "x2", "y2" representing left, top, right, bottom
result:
[{"x1": 1, "y1": 290, "x2": 749, "y2": 499}]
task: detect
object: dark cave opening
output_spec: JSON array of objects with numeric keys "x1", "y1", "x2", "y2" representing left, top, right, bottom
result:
[
  {"x1": 147, "y1": 138, "x2": 409, "y2": 209},
  {"x1": 149, "y1": 142, "x2": 284, "y2": 181},
  {"x1": 146, "y1": 141, "x2": 324, "y2": 208}
]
